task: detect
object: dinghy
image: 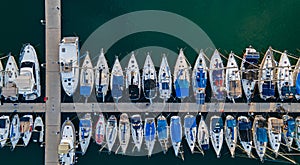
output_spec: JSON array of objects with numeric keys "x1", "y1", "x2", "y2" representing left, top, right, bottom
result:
[
  {"x1": 126, "y1": 52, "x2": 141, "y2": 101},
  {"x1": 0, "y1": 115, "x2": 10, "y2": 147},
  {"x1": 118, "y1": 113, "x2": 130, "y2": 154},
  {"x1": 210, "y1": 115, "x2": 223, "y2": 158},
  {"x1": 95, "y1": 113, "x2": 106, "y2": 146},
  {"x1": 20, "y1": 114, "x2": 33, "y2": 146},
  {"x1": 192, "y1": 49, "x2": 207, "y2": 104},
  {"x1": 224, "y1": 115, "x2": 237, "y2": 158},
  {"x1": 293, "y1": 58, "x2": 300, "y2": 100},
  {"x1": 197, "y1": 116, "x2": 209, "y2": 151},
  {"x1": 9, "y1": 114, "x2": 20, "y2": 150},
  {"x1": 174, "y1": 49, "x2": 190, "y2": 99},
  {"x1": 32, "y1": 116, "x2": 44, "y2": 143},
  {"x1": 80, "y1": 52, "x2": 94, "y2": 100},
  {"x1": 184, "y1": 114, "x2": 197, "y2": 153},
  {"x1": 253, "y1": 115, "x2": 268, "y2": 162},
  {"x1": 258, "y1": 47, "x2": 276, "y2": 100},
  {"x1": 95, "y1": 48, "x2": 109, "y2": 102},
  {"x1": 59, "y1": 37, "x2": 79, "y2": 96},
  {"x1": 79, "y1": 113, "x2": 92, "y2": 155},
  {"x1": 144, "y1": 118, "x2": 156, "y2": 157},
  {"x1": 110, "y1": 57, "x2": 124, "y2": 102},
  {"x1": 106, "y1": 115, "x2": 117, "y2": 153},
  {"x1": 240, "y1": 46, "x2": 260, "y2": 103},
  {"x1": 157, "y1": 115, "x2": 169, "y2": 153},
  {"x1": 295, "y1": 117, "x2": 300, "y2": 149},
  {"x1": 158, "y1": 54, "x2": 172, "y2": 101},
  {"x1": 209, "y1": 49, "x2": 225, "y2": 101},
  {"x1": 170, "y1": 116, "x2": 182, "y2": 157},
  {"x1": 282, "y1": 115, "x2": 295, "y2": 152},
  {"x1": 237, "y1": 116, "x2": 252, "y2": 157},
  {"x1": 3, "y1": 54, "x2": 19, "y2": 101},
  {"x1": 131, "y1": 114, "x2": 143, "y2": 152},
  {"x1": 142, "y1": 53, "x2": 157, "y2": 102},
  {"x1": 225, "y1": 52, "x2": 242, "y2": 102}
]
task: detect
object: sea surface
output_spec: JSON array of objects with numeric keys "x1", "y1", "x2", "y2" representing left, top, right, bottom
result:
[{"x1": 0, "y1": 0, "x2": 300, "y2": 164}]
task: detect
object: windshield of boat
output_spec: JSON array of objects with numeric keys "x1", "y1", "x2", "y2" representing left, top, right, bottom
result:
[{"x1": 0, "y1": 119, "x2": 6, "y2": 128}]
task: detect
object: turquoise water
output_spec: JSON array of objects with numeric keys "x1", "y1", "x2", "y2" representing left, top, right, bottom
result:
[{"x1": 0, "y1": 0, "x2": 300, "y2": 164}]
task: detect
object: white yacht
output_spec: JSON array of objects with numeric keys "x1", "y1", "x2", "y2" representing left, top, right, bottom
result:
[
  {"x1": 3, "y1": 54, "x2": 19, "y2": 101},
  {"x1": 0, "y1": 115, "x2": 10, "y2": 147}
]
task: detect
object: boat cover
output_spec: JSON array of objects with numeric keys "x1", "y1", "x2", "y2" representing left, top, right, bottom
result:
[
  {"x1": 157, "y1": 120, "x2": 168, "y2": 139},
  {"x1": 111, "y1": 75, "x2": 123, "y2": 98},
  {"x1": 297, "y1": 73, "x2": 300, "y2": 95},
  {"x1": 196, "y1": 70, "x2": 206, "y2": 88},
  {"x1": 227, "y1": 119, "x2": 236, "y2": 128},
  {"x1": 175, "y1": 79, "x2": 189, "y2": 98},
  {"x1": 262, "y1": 81, "x2": 275, "y2": 96},
  {"x1": 282, "y1": 86, "x2": 296, "y2": 96},
  {"x1": 201, "y1": 144, "x2": 209, "y2": 150},
  {"x1": 161, "y1": 82, "x2": 170, "y2": 90},
  {"x1": 129, "y1": 85, "x2": 139, "y2": 100},
  {"x1": 184, "y1": 116, "x2": 196, "y2": 140},
  {"x1": 196, "y1": 93, "x2": 205, "y2": 105},
  {"x1": 58, "y1": 143, "x2": 70, "y2": 154},
  {"x1": 79, "y1": 120, "x2": 91, "y2": 127},
  {"x1": 145, "y1": 121, "x2": 155, "y2": 141},
  {"x1": 257, "y1": 127, "x2": 268, "y2": 142},
  {"x1": 239, "y1": 130, "x2": 252, "y2": 142},
  {"x1": 287, "y1": 119, "x2": 295, "y2": 137},
  {"x1": 171, "y1": 118, "x2": 181, "y2": 143},
  {"x1": 239, "y1": 121, "x2": 252, "y2": 130},
  {"x1": 80, "y1": 86, "x2": 91, "y2": 96},
  {"x1": 0, "y1": 119, "x2": 6, "y2": 128}
]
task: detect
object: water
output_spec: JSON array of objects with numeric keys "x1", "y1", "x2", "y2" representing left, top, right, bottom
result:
[{"x1": 0, "y1": 0, "x2": 300, "y2": 164}]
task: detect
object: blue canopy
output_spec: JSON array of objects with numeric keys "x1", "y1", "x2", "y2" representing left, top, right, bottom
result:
[
  {"x1": 184, "y1": 116, "x2": 197, "y2": 128},
  {"x1": 145, "y1": 122, "x2": 156, "y2": 141},
  {"x1": 257, "y1": 127, "x2": 268, "y2": 142},
  {"x1": 161, "y1": 82, "x2": 170, "y2": 90},
  {"x1": 196, "y1": 93, "x2": 205, "y2": 105},
  {"x1": 171, "y1": 118, "x2": 182, "y2": 143},
  {"x1": 157, "y1": 120, "x2": 168, "y2": 139},
  {"x1": 175, "y1": 79, "x2": 189, "y2": 98},
  {"x1": 111, "y1": 75, "x2": 123, "y2": 98},
  {"x1": 196, "y1": 70, "x2": 207, "y2": 88},
  {"x1": 262, "y1": 82, "x2": 275, "y2": 96},
  {"x1": 0, "y1": 119, "x2": 6, "y2": 128},
  {"x1": 239, "y1": 121, "x2": 252, "y2": 130},
  {"x1": 79, "y1": 120, "x2": 91, "y2": 127},
  {"x1": 287, "y1": 119, "x2": 295, "y2": 137},
  {"x1": 227, "y1": 119, "x2": 236, "y2": 128},
  {"x1": 296, "y1": 73, "x2": 300, "y2": 95},
  {"x1": 80, "y1": 86, "x2": 91, "y2": 96}
]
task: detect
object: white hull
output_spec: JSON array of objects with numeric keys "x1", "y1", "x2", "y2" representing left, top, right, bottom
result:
[
  {"x1": 293, "y1": 59, "x2": 300, "y2": 100},
  {"x1": 95, "y1": 113, "x2": 105, "y2": 145},
  {"x1": 0, "y1": 115, "x2": 10, "y2": 147},
  {"x1": 106, "y1": 115, "x2": 117, "y2": 153},
  {"x1": 59, "y1": 118, "x2": 76, "y2": 165},
  {"x1": 184, "y1": 115, "x2": 196, "y2": 153},
  {"x1": 33, "y1": 116, "x2": 44, "y2": 143},
  {"x1": 126, "y1": 53, "x2": 141, "y2": 100},
  {"x1": 209, "y1": 50, "x2": 225, "y2": 101},
  {"x1": 9, "y1": 114, "x2": 20, "y2": 149},
  {"x1": 253, "y1": 115, "x2": 267, "y2": 162},
  {"x1": 110, "y1": 57, "x2": 124, "y2": 101},
  {"x1": 95, "y1": 48, "x2": 109, "y2": 100},
  {"x1": 210, "y1": 115, "x2": 223, "y2": 158},
  {"x1": 158, "y1": 54, "x2": 172, "y2": 101},
  {"x1": 197, "y1": 116, "x2": 209, "y2": 151},
  {"x1": 192, "y1": 50, "x2": 207, "y2": 103},
  {"x1": 295, "y1": 117, "x2": 300, "y2": 149},
  {"x1": 268, "y1": 117, "x2": 282, "y2": 156},
  {"x1": 282, "y1": 115, "x2": 294, "y2": 151},
  {"x1": 79, "y1": 113, "x2": 92, "y2": 155},
  {"x1": 118, "y1": 113, "x2": 130, "y2": 154},
  {"x1": 20, "y1": 115, "x2": 33, "y2": 146},
  {"x1": 237, "y1": 116, "x2": 252, "y2": 157},
  {"x1": 80, "y1": 52, "x2": 94, "y2": 98},
  {"x1": 131, "y1": 114, "x2": 143, "y2": 152},
  {"x1": 224, "y1": 115, "x2": 237, "y2": 158},
  {"x1": 0, "y1": 60, "x2": 3, "y2": 89},
  {"x1": 3, "y1": 54, "x2": 19, "y2": 101},
  {"x1": 142, "y1": 53, "x2": 157, "y2": 101}
]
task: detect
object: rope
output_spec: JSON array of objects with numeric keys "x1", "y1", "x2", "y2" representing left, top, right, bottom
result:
[{"x1": 272, "y1": 48, "x2": 299, "y2": 60}]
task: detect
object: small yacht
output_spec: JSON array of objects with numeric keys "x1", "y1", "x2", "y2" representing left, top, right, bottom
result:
[
  {"x1": 282, "y1": 115, "x2": 295, "y2": 152},
  {"x1": 209, "y1": 49, "x2": 225, "y2": 101},
  {"x1": 225, "y1": 52, "x2": 242, "y2": 102},
  {"x1": 210, "y1": 115, "x2": 223, "y2": 158},
  {"x1": 80, "y1": 52, "x2": 94, "y2": 100},
  {"x1": 277, "y1": 51, "x2": 295, "y2": 100},
  {"x1": 59, "y1": 37, "x2": 79, "y2": 96},
  {"x1": 258, "y1": 47, "x2": 276, "y2": 100},
  {"x1": 95, "y1": 48, "x2": 109, "y2": 102},
  {"x1": 131, "y1": 114, "x2": 143, "y2": 152},
  {"x1": 267, "y1": 117, "x2": 283, "y2": 157},
  {"x1": 224, "y1": 115, "x2": 237, "y2": 158},
  {"x1": 110, "y1": 57, "x2": 124, "y2": 102},
  {"x1": 126, "y1": 52, "x2": 141, "y2": 101},
  {"x1": 253, "y1": 115, "x2": 268, "y2": 162},
  {"x1": 170, "y1": 116, "x2": 182, "y2": 157},
  {"x1": 58, "y1": 118, "x2": 76, "y2": 165},
  {"x1": 192, "y1": 49, "x2": 207, "y2": 104},
  {"x1": 95, "y1": 113, "x2": 105, "y2": 146},
  {"x1": 142, "y1": 53, "x2": 157, "y2": 102},
  {"x1": 79, "y1": 113, "x2": 92, "y2": 155},
  {"x1": 17, "y1": 44, "x2": 41, "y2": 100},
  {"x1": 20, "y1": 114, "x2": 33, "y2": 146},
  {"x1": 158, "y1": 54, "x2": 172, "y2": 102},
  {"x1": 9, "y1": 114, "x2": 20, "y2": 150},
  {"x1": 118, "y1": 113, "x2": 130, "y2": 154},
  {"x1": 237, "y1": 116, "x2": 252, "y2": 157},
  {"x1": 293, "y1": 58, "x2": 300, "y2": 100},
  {"x1": 295, "y1": 117, "x2": 300, "y2": 149},
  {"x1": 240, "y1": 46, "x2": 260, "y2": 103},
  {"x1": 157, "y1": 115, "x2": 169, "y2": 153},
  {"x1": 174, "y1": 49, "x2": 190, "y2": 99},
  {"x1": 184, "y1": 114, "x2": 197, "y2": 153},
  {"x1": 3, "y1": 54, "x2": 19, "y2": 101},
  {"x1": 197, "y1": 116, "x2": 209, "y2": 151},
  {"x1": 0, "y1": 115, "x2": 10, "y2": 147},
  {"x1": 32, "y1": 116, "x2": 44, "y2": 143},
  {"x1": 106, "y1": 115, "x2": 117, "y2": 153},
  {"x1": 144, "y1": 118, "x2": 156, "y2": 157}
]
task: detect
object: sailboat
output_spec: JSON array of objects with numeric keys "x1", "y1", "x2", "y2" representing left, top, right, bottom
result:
[
  {"x1": 237, "y1": 116, "x2": 252, "y2": 157},
  {"x1": 131, "y1": 114, "x2": 143, "y2": 152},
  {"x1": 277, "y1": 51, "x2": 295, "y2": 100},
  {"x1": 210, "y1": 115, "x2": 223, "y2": 158},
  {"x1": 58, "y1": 118, "x2": 76, "y2": 165},
  {"x1": 0, "y1": 115, "x2": 10, "y2": 147},
  {"x1": 3, "y1": 54, "x2": 19, "y2": 101},
  {"x1": 118, "y1": 113, "x2": 130, "y2": 154},
  {"x1": 9, "y1": 114, "x2": 20, "y2": 150},
  {"x1": 20, "y1": 114, "x2": 33, "y2": 146},
  {"x1": 110, "y1": 57, "x2": 124, "y2": 102},
  {"x1": 144, "y1": 118, "x2": 156, "y2": 157},
  {"x1": 80, "y1": 52, "x2": 94, "y2": 100},
  {"x1": 170, "y1": 116, "x2": 182, "y2": 157},
  {"x1": 106, "y1": 115, "x2": 117, "y2": 153},
  {"x1": 32, "y1": 116, "x2": 44, "y2": 143},
  {"x1": 192, "y1": 49, "x2": 207, "y2": 104},
  {"x1": 240, "y1": 46, "x2": 260, "y2": 103},
  {"x1": 293, "y1": 58, "x2": 300, "y2": 100},
  {"x1": 59, "y1": 37, "x2": 79, "y2": 96},
  {"x1": 79, "y1": 113, "x2": 92, "y2": 155},
  {"x1": 142, "y1": 53, "x2": 157, "y2": 102},
  {"x1": 0, "y1": 60, "x2": 3, "y2": 93},
  {"x1": 157, "y1": 115, "x2": 169, "y2": 153},
  {"x1": 174, "y1": 48, "x2": 190, "y2": 99},
  {"x1": 267, "y1": 117, "x2": 283, "y2": 156},
  {"x1": 253, "y1": 115, "x2": 268, "y2": 162},
  {"x1": 209, "y1": 49, "x2": 225, "y2": 101},
  {"x1": 95, "y1": 48, "x2": 109, "y2": 102},
  {"x1": 225, "y1": 52, "x2": 242, "y2": 102},
  {"x1": 282, "y1": 115, "x2": 295, "y2": 152},
  {"x1": 258, "y1": 47, "x2": 276, "y2": 100},
  {"x1": 158, "y1": 54, "x2": 172, "y2": 102},
  {"x1": 197, "y1": 116, "x2": 209, "y2": 152},
  {"x1": 184, "y1": 114, "x2": 197, "y2": 153},
  {"x1": 224, "y1": 115, "x2": 237, "y2": 158},
  {"x1": 295, "y1": 117, "x2": 300, "y2": 149},
  {"x1": 126, "y1": 52, "x2": 140, "y2": 101},
  {"x1": 17, "y1": 44, "x2": 41, "y2": 100},
  {"x1": 95, "y1": 113, "x2": 105, "y2": 146}
]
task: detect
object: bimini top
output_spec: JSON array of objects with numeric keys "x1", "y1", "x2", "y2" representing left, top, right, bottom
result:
[
  {"x1": 226, "y1": 119, "x2": 236, "y2": 128},
  {"x1": 79, "y1": 120, "x2": 91, "y2": 127},
  {"x1": 184, "y1": 116, "x2": 196, "y2": 128},
  {"x1": 287, "y1": 119, "x2": 295, "y2": 136},
  {"x1": 171, "y1": 117, "x2": 181, "y2": 143},
  {"x1": 238, "y1": 121, "x2": 252, "y2": 130}
]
